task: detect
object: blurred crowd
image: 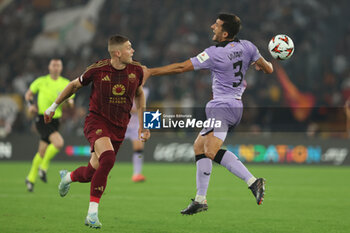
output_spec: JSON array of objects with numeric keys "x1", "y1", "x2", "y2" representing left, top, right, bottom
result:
[{"x1": 0, "y1": 0, "x2": 350, "y2": 138}]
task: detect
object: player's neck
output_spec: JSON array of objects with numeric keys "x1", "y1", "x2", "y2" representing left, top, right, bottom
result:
[
  {"x1": 50, "y1": 74, "x2": 59, "y2": 80},
  {"x1": 110, "y1": 58, "x2": 126, "y2": 70}
]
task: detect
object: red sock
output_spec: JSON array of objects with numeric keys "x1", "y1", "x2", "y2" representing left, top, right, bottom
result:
[
  {"x1": 71, "y1": 162, "x2": 96, "y2": 183},
  {"x1": 90, "y1": 150, "x2": 115, "y2": 199}
]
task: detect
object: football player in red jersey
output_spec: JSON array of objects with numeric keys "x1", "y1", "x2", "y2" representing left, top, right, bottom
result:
[{"x1": 44, "y1": 35, "x2": 150, "y2": 229}]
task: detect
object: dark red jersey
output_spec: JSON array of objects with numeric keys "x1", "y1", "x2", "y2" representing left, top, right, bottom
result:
[{"x1": 79, "y1": 59, "x2": 143, "y2": 127}]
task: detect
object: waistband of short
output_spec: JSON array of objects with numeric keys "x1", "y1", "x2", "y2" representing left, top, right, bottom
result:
[{"x1": 213, "y1": 96, "x2": 242, "y2": 101}]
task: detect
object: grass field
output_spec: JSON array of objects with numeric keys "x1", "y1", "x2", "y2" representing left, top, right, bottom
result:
[{"x1": 0, "y1": 162, "x2": 349, "y2": 233}]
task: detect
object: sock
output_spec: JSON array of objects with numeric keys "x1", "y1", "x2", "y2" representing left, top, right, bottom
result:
[
  {"x1": 27, "y1": 153, "x2": 43, "y2": 183},
  {"x1": 132, "y1": 150, "x2": 143, "y2": 175},
  {"x1": 195, "y1": 154, "x2": 212, "y2": 201},
  {"x1": 88, "y1": 201, "x2": 99, "y2": 214},
  {"x1": 71, "y1": 162, "x2": 96, "y2": 183},
  {"x1": 247, "y1": 176, "x2": 257, "y2": 187},
  {"x1": 195, "y1": 194, "x2": 207, "y2": 204},
  {"x1": 40, "y1": 144, "x2": 59, "y2": 171},
  {"x1": 214, "y1": 149, "x2": 255, "y2": 184},
  {"x1": 62, "y1": 172, "x2": 72, "y2": 184},
  {"x1": 90, "y1": 150, "x2": 115, "y2": 201}
]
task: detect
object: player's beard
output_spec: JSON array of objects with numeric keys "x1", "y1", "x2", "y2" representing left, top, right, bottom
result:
[{"x1": 212, "y1": 32, "x2": 223, "y2": 42}]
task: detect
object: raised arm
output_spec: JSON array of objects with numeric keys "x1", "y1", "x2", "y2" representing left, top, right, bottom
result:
[
  {"x1": 253, "y1": 57, "x2": 274, "y2": 74},
  {"x1": 143, "y1": 59, "x2": 194, "y2": 84},
  {"x1": 44, "y1": 78, "x2": 82, "y2": 123}
]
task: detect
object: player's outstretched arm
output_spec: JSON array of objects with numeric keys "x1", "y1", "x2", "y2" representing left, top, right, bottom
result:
[
  {"x1": 253, "y1": 57, "x2": 274, "y2": 74},
  {"x1": 135, "y1": 86, "x2": 150, "y2": 142},
  {"x1": 44, "y1": 78, "x2": 82, "y2": 123},
  {"x1": 144, "y1": 59, "x2": 194, "y2": 83}
]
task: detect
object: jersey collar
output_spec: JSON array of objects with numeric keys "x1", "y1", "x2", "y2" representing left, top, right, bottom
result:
[{"x1": 215, "y1": 37, "x2": 240, "y2": 47}]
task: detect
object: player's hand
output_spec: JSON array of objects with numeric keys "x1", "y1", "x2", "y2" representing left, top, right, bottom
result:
[
  {"x1": 44, "y1": 111, "x2": 55, "y2": 124},
  {"x1": 138, "y1": 128, "x2": 150, "y2": 142},
  {"x1": 27, "y1": 105, "x2": 38, "y2": 117},
  {"x1": 44, "y1": 102, "x2": 58, "y2": 124}
]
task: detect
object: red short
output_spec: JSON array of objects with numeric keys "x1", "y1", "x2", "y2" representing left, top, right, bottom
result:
[{"x1": 84, "y1": 112, "x2": 127, "y2": 153}]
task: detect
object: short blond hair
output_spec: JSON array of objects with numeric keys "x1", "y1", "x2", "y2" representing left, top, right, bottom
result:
[{"x1": 108, "y1": 35, "x2": 129, "y2": 53}]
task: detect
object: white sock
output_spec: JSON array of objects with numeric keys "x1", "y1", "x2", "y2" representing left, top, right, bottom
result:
[
  {"x1": 88, "y1": 202, "x2": 99, "y2": 214},
  {"x1": 195, "y1": 194, "x2": 207, "y2": 204},
  {"x1": 63, "y1": 172, "x2": 72, "y2": 184},
  {"x1": 246, "y1": 176, "x2": 257, "y2": 187}
]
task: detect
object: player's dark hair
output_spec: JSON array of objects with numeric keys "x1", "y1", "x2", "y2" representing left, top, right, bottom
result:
[
  {"x1": 218, "y1": 13, "x2": 241, "y2": 39},
  {"x1": 108, "y1": 34, "x2": 129, "y2": 46},
  {"x1": 50, "y1": 58, "x2": 62, "y2": 62}
]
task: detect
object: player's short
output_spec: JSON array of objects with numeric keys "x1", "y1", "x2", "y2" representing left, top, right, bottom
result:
[
  {"x1": 200, "y1": 98, "x2": 243, "y2": 141},
  {"x1": 84, "y1": 112, "x2": 127, "y2": 153},
  {"x1": 124, "y1": 126, "x2": 138, "y2": 141},
  {"x1": 35, "y1": 115, "x2": 60, "y2": 143}
]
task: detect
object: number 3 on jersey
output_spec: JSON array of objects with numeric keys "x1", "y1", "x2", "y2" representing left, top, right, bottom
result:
[{"x1": 232, "y1": 60, "x2": 243, "y2": 87}]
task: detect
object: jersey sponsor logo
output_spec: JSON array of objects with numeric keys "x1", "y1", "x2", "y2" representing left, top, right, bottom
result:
[
  {"x1": 196, "y1": 51, "x2": 210, "y2": 63},
  {"x1": 128, "y1": 73, "x2": 136, "y2": 83},
  {"x1": 112, "y1": 84, "x2": 126, "y2": 96},
  {"x1": 109, "y1": 96, "x2": 126, "y2": 104},
  {"x1": 102, "y1": 75, "x2": 111, "y2": 81}
]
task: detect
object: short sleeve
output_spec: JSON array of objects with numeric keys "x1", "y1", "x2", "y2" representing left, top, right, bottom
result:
[
  {"x1": 249, "y1": 42, "x2": 261, "y2": 63},
  {"x1": 190, "y1": 47, "x2": 213, "y2": 70},
  {"x1": 29, "y1": 77, "x2": 42, "y2": 94},
  {"x1": 79, "y1": 64, "x2": 96, "y2": 86},
  {"x1": 79, "y1": 70, "x2": 93, "y2": 86}
]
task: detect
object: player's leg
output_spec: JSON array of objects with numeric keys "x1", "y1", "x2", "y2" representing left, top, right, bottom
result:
[
  {"x1": 181, "y1": 133, "x2": 211, "y2": 215},
  {"x1": 205, "y1": 132, "x2": 265, "y2": 205},
  {"x1": 26, "y1": 140, "x2": 48, "y2": 191},
  {"x1": 58, "y1": 152, "x2": 99, "y2": 197},
  {"x1": 71, "y1": 152, "x2": 99, "y2": 182},
  {"x1": 85, "y1": 136, "x2": 116, "y2": 228},
  {"x1": 39, "y1": 131, "x2": 64, "y2": 181},
  {"x1": 131, "y1": 139, "x2": 145, "y2": 182}
]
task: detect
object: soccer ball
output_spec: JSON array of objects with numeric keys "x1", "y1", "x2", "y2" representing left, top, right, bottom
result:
[{"x1": 268, "y1": 34, "x2": 294, "y2": 60}]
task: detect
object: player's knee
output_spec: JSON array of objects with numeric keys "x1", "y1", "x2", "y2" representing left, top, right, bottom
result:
[
  {"x1": 90, "y1": 156, "x2": 99, "y2": 170},
  {"x1": 193, "y1": 139, "x2": 204, "y2": 155},
  {"x1": 53, "y1": 138, "x2": 64, "y2": 149},
  {"x1": 38, "y1": 149, "x2": 45, "y2": 158},
  {"x1": 99, "y1": 150, "x2": 116, "y2": 171},
  {"x1": 204, "y1": 150, "x2": 216, "y2": 160}
]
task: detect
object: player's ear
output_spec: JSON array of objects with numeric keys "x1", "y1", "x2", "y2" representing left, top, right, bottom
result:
[
  {"x1": 115, "y1": 49, "x2": 122, "y2": 58},
  {"x1": 222, "y1": 31, "x2": 229, "y2": 40}
]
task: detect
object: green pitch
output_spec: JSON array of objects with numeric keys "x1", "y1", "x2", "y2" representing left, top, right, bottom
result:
[{"x1": 1, "y1": 162, "x2": 349, "y2": 233}]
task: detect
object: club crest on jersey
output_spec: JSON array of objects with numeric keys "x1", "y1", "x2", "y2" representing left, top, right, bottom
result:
[
  {"x1": 112, "y1": 84, "x2": 126, "y2": 96},
  {"x1": 128, "y1": 73, "x2": 136, "y2": 83},
  {"x1": 96, "y1": 129, "x2": 102, "y2": 135}
]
